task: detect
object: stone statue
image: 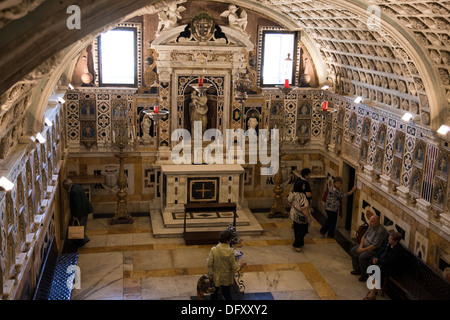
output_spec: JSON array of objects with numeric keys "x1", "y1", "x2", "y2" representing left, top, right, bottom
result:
[
  {"x1": 156, "y1": 2, "x2": 186, "y2": 34},
  {"x1": 141, "y1": 116, "x2": 151, "y2": 139},
  {"x1": 247, "y1": 114, "x2": 258, "y2": 133},
  {"x1": 220, "y1": 4, "x2": 248, "y2": 33},
  {"x1": 190, "y1": 91, "x2": 208, "y2": 133}
]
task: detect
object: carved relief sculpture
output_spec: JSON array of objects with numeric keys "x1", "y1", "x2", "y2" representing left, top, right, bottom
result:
[
  {"x1": 191, "y1": 11, "x2": 215, "y2": 42},
  {"x1": 220, "y1": 4, "x2": 248, "y2": 35},
  {"x1": 156, "y1": 2, "x2": 186, "y2": 34}
]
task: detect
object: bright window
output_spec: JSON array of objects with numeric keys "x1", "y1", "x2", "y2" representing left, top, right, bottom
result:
[
  {"x1": 261, "y1": 31, "x2": 296, "y2": 86},
  {"x1": 98, "y1": 28, "x2": 137, "y2": 86}
]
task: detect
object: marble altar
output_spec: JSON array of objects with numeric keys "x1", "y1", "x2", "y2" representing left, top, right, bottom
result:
[{"x1": 156, "y1": 164, "x2": 262, "y2": 235}]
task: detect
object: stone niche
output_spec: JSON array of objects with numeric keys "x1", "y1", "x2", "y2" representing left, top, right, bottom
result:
[{"x1": 151, "y1": 10, "x2": 255, "y2": 148}]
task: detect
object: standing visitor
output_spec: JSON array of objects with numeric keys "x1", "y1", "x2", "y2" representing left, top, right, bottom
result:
[
  {"x1": 206, "y1": 230, "x2": 246, "y2": 300},
  {"x1": 293, "y1": 168, "x2": 312, "y2": 203},
  {"x1": 288, "y1": 190, "x2": 312, "y2": 252},
  {"x1": 63, "y1": 178, "x2": 93, "y2": 247},
  {"x1": 320, "y1": 176, "x2": 356, "y2": 238}
]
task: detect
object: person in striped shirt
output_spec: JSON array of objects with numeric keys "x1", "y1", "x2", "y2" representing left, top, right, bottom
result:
[
  {"x1": 288, "y1": 190, "x2": 312, "y2": 252},
  {"x1": 320, "y1": 176, "x2": 356, "y2": 238}
]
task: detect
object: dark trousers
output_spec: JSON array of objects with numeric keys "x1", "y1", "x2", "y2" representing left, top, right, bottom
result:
[
  {"x1": 350, "y1": 245, "x2": 375, "y2": 274},
  {"x1": 293, "y1": 222, "x2": 308, "y2": 248},
  {"x1": 320, "y1": 209, "x2": 338, "y2": 237},
  {"x1": 211, "y1": 285, "x2": 232, "y2": 300}
]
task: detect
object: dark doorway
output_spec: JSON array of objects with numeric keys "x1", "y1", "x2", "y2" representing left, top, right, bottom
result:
[{"x1": 342, "y1": 162, "x2": 356, "y2": 231}]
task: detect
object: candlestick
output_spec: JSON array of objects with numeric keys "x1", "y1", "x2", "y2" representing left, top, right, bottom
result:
[
  {"x1": 284, "y1": 79, "x2": 289, "y2": 88},
  {"x1": 199, "y1": 77, "x2": 204, "y2": 87},
  {"x1": 154, "y1": 106, "x2": 159, "y2": 114},
  {"x1": 323, "y1": 101, "x2": 328, "y2": 111}
]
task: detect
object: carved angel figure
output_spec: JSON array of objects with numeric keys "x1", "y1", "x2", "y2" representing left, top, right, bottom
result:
[
  {"x1": 220, "y1": 4, "x2": 248, "y2": 32},
  {"x1": 156, "y1": 2, "x2": 186, "y2": 33}
]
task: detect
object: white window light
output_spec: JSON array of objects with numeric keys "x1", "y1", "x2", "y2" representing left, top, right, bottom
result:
[
  {"x1": 0, "y1": 176, "x2": 14, "y2": 191},
  {"x1": 354, "y1": 96, "x2": 363, "y2": 104},
  {"x1": 99, "y1": 28, "x2": 136, "y2": 85},
  {"x1": 437, "y1": 125, "x2": 450, "y2": 135},
  {"x1": 44, "y1": 117, "x2": 53, "y2": 127},
  {"x1": 36, "y1": 132, "x2": 46, "y2": 144},
  {"x1": 261, "y1": 32, "x2": 295, "y2": 86}
]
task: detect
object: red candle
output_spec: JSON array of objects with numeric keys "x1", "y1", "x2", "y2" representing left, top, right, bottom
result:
[
  {"x1": 154, "y1": 106, "x2": 159, "y2": 114},
  {"x1": 322, "y1": 101, "x2": 328, "y2": 111},
  {"x1": 284, "y1": 79, "x2": 289, "y2": 88},
  {"x1": 199, "y1": 77, "x2": 203, "y2": 87}
]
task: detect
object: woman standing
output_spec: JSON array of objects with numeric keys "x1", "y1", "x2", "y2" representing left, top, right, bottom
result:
[
  {"x1": 321, "y1": 176, "x2": 356, "y2": 238},
  {"x1": 206, "y1": 230, "x2": 246, "y2": 300},
  {"x1": 288, "y1": 190, "x2": 312, "y2": 252}
]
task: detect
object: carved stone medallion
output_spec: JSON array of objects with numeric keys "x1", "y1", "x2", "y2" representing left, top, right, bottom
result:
[{"x1": 191, "y1": 11, "x2": 215, "y2": 42}]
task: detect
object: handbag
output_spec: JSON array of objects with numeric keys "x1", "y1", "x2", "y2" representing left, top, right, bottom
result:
[
  {"x1": 288, "y1": 192, "x2": 308, "y2": 224},
  {"x1": 196, "y1": 274, "x2": 215, "y2": 299},
  {"x1": 68, "y1": 218, "x2": 85, "y2": 240}
]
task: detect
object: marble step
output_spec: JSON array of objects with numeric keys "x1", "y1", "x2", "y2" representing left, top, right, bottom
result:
[
  {"x1": 150, "y1": 207, "x2": 264, "y2": 238},
  {"x1": 161, "y1": 208, "x2": 250, "y2": 228}
]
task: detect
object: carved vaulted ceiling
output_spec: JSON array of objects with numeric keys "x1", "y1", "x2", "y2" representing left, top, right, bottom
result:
[
  {"x1": 254, "y1": 0, "x2": 450, "y2": 129},
  {"x1": 0, "y1": 0, "x2": 449, "y2": 137}
]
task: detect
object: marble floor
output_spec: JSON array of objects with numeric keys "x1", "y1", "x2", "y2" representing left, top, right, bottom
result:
[{"x1": 70, "y1": 212, "x2": 389, "y2": 301}]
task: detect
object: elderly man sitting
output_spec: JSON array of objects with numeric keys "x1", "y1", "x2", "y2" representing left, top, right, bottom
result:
[{"x1": 350, "y1": 213, "x2": 388, "y2": 282}]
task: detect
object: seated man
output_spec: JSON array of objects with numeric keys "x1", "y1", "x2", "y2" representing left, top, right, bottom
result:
[{"x1": 350, "y1": 214, "x2": 388, "y2": 282}]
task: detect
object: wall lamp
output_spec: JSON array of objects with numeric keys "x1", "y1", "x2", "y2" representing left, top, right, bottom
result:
[
  {"x1": 402, "y1": 112, "x2": 420, "y2": 122},
  {"x1": 437, "y1": 125, "x2": 450, "y2": 135},
  {"x1": 354, "y1": 96, "x2": 363, "y2": 104},
  {"x1": 0, "y1": 176, "x2": 14, "y2": 191},
  {"x1": 321, "y1": 79, "x2": 333, "y2": 90},
  {"x1": 44, "y1": 117, "x2": 53, "y2": 127},
  {"x1": 30, "y1": 132, "x2": 45, "y2": 143}
]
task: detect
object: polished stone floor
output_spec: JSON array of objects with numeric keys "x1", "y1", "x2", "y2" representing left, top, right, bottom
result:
[{"x1": 70, "y1": 212, "x2": 389, "y2": 300}]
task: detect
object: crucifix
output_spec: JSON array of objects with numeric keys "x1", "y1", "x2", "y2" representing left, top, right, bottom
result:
[{"x1": 195, "y1": 183, "x2": 212, "y2": 198}]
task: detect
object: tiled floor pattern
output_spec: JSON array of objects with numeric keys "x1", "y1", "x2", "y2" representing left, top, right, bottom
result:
[{"x1": 70, "y1": 213, "x2": 389, "y2": 300}]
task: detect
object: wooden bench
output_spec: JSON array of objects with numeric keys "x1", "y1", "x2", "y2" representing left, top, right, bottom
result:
[
  {"x1": 183, "y1": 203, "x2": 237, "y2": 245},
  {"x1": 382, "y1": 245, "x2": 450, "y2": 300},
  {"x1": 33, "y1": 236, "x2": 79, "y2": 300}
]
